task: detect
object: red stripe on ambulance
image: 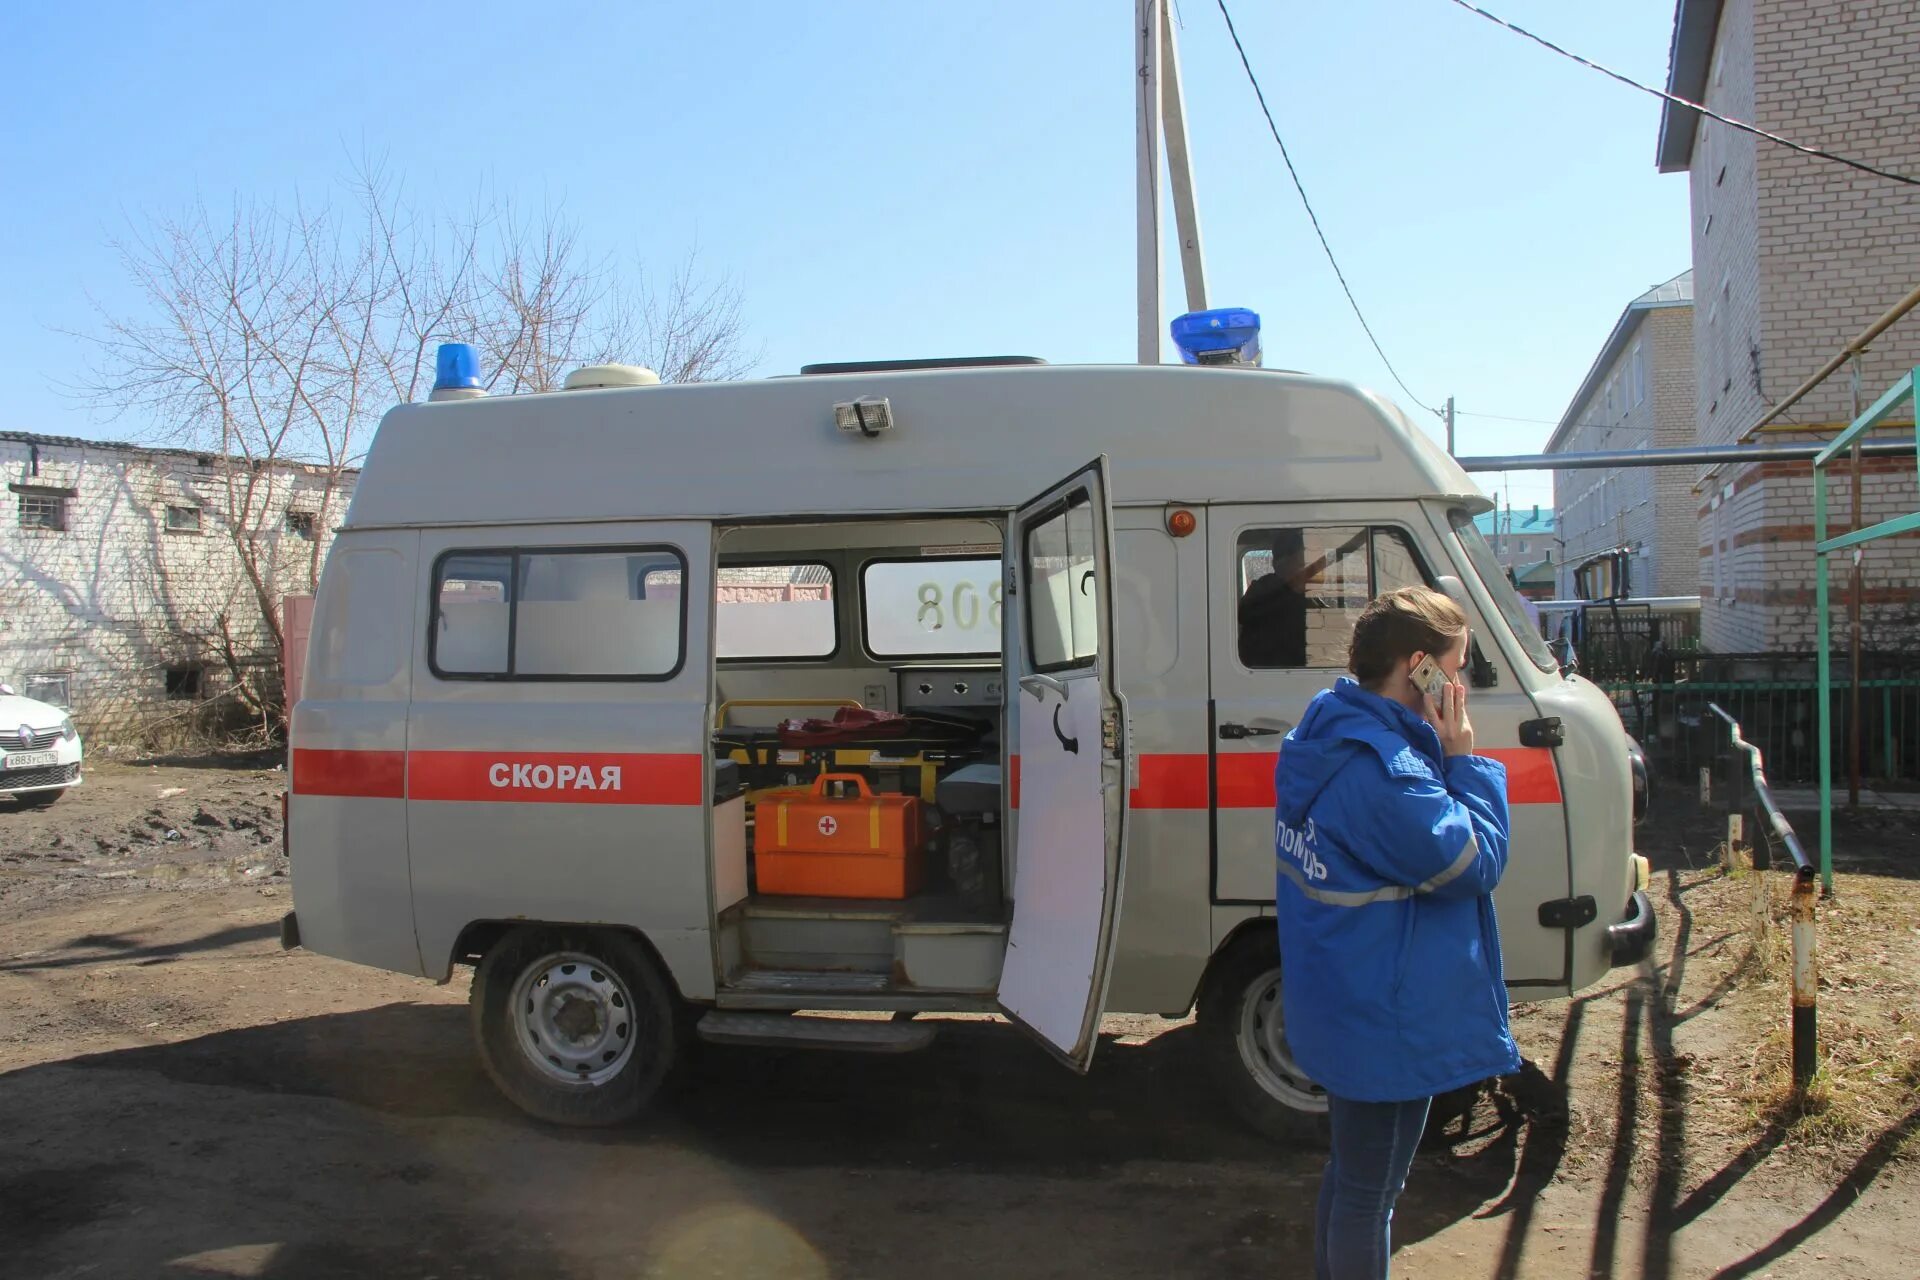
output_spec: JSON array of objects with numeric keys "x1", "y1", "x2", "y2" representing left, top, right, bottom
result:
[
  {"x1": 1214, "y1": 754, "x2": 1274, "y2": 809},
  {"x1": 298, "y1": 746, "x2": 1556, "y2": 809},
  {"x1": 407, "y1": 751, "x2": 704, "y2": 805},
  {"x1": 292, "y1": 748, "x2": 406, "y2": 799},
  {"x1": 1013, "y1": 747, "x2": 1561, "y2": 810},
  {"x1": 1204, "y1": 748, "x2": 1561, "y2": 808},
  {"x1": 1133, "y1": 754, "x2": 1209, "y2": 809},
  {"x1": 1480, "y1": 746, "x2": 1563, "y2": 805}
]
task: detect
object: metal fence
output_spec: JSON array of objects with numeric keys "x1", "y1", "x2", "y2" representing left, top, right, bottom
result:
[
  {"x1": 1536, "y1": 597, "x2": 1702, "y2": 682},
  {"x1": 1600, "y1": 651, "x2": 1920, "y2": 786}
]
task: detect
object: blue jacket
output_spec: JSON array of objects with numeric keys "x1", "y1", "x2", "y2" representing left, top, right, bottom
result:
[{"x1": 1273, "y1": 678, "x2": 1521, "y2": 1102}]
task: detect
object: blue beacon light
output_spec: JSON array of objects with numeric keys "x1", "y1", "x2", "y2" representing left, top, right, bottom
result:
[
  {"x1": 434, "y1": 342, "x2": 482, "y2": 391},
  {"x1": 1170, "y1": 308, "x2": 1262, "y2": 366}
]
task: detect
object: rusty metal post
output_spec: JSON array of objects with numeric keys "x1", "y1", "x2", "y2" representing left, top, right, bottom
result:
[
  {"x1": 1710, "y1": 701, "x2": 1823, "y2": 1090},
  {"x1": 1790, "y1": 868, "x2": 1819, "y2": 1091}
]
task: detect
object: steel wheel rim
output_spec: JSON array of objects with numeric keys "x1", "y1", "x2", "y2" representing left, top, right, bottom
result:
[
  {"x1": 1236, "y1": 968, "x2": 1329, "y2": 1113},
  {"x1": 510, "y1": 951, "x2": 639, "y2": 1087}
]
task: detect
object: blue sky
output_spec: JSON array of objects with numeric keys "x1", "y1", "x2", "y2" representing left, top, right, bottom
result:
[{"x1": 0, "y1": 0, "x2": 1690, "y2": 509}]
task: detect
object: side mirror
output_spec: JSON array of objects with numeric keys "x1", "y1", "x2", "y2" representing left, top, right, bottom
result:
[{"x1": 1551, "y1": 637, "x2": 1578, "y2": 676}]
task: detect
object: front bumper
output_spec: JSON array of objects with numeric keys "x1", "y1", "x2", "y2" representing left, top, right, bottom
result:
[
  {"x1": 0, "y1": 755, "x2": 83, "y2": 794},
  {"x1": 1607, "y1": 889, "x2": 1658, "y2": 967}
]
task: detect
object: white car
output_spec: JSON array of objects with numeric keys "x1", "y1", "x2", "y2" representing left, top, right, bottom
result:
[{"x1": 0, "y1": 682, "x2": 83, "y2": 808}]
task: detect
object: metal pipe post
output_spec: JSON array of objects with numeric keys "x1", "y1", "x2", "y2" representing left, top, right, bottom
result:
[{"x1": 1790, "y1": 869, "x2": 1819, "y2": 1091}]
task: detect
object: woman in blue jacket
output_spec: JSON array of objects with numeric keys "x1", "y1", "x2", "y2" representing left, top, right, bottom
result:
[{"x1": 1273, "y1": 586, "x2": 1519, "y2": 1280}]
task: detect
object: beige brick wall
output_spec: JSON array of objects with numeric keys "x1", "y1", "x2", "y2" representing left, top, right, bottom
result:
[
  {"x1": 1646, "y1": 306, "x2": 1701, "y2": 597},
  {"x1": 1, "y1": 437, "x2": 352, "y2": 742},
  {"x1": 1552, "y1": 303, "x2": 1697, "y2": 599},
  {"x1": 1689, "y1": 0, "x2": 1766, "y2": 453},
  {"x1": 1753, "y1": 0, "x2": 1920, "y2": 424},
  {"x1": 1689, "y1": 0, "x2": 1920, "y2": 651}
]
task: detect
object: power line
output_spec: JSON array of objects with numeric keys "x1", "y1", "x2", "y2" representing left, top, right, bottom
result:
[
  {"x1": 1455, "y1": 409, "x2": 1561, "y2": 426},
  {"x1": 1444, "y1": 0, "x2": 1920, "y2": 189},
  {"x1": 1214, "y1": 0, "x2": 1439, "y2": 417}
]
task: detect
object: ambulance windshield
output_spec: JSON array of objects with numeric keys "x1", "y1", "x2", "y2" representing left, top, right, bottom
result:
[{"x1": 1450, "y1": 509, "x2": 1558, "y2": 674}]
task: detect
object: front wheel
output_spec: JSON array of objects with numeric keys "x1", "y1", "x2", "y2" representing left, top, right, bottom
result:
[
  {"x1": 1197, "y1": 932, "x2": 1329, "y2": 1145},
  {"x1": 471, "y1": 925, "x2": 680, "y2": 1127}
]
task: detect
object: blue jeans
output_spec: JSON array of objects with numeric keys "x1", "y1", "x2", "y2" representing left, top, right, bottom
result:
[{"x1": 1314, "y1": 1093, "x2": 1431, "y2": 1280}]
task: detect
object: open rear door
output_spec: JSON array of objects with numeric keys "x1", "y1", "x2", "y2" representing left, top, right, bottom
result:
[{"x1": 997, "y1": 458, "x2": 1130, "y2": 1072}]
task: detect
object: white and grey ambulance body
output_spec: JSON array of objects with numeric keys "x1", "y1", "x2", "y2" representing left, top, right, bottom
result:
[{"x1": 286, "y1": 347, "x2": 1654, "y2": 1135}]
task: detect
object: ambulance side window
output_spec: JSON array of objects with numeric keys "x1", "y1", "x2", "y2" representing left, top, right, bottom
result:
[
  {"x1": 1235, "y1": 526, "x2": 1427, "y2": 669},
  {"x1": 315, "y1": 548, "x2": 409, "y2": 686},
  {"x1": 717, "y1": 563, "x2": 837, "y2": 661},
  {"x1": 516, "y1": 550, "x2": 683, "y2": 677},
  {"x1": 434, "y1": 554, "x2": 512, "y2": 675},
  {"x1": 1024, "y1": 494, "x2": 1098, "y2": 672},
  {"x1": 862, "y1": 558, "x2": 1001, "y2": 660},
  {"x1": 430, "y1": 547, "x2": 687, "y2": 680}
]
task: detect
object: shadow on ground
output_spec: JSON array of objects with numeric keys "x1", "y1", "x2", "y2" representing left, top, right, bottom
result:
[
  {"x1": 1530, "y1": 795, "x2": 1920, "y2": 1280},
  {"x1": 2, "y1": 1002, "x2": 1540, "y2": 1279},
  {"x1": 0, "y1": 922, "x2": 281, "y2": 973}
]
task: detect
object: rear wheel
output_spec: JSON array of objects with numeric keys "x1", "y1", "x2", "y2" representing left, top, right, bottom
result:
[
  {"x1": 471, "y1": 925, "x2": 680, "y2": 1127},
  {"x1": 1197, "y1": 932, "x2": 1329, "y2": 1145}
]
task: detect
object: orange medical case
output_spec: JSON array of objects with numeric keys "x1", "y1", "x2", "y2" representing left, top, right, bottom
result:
[{"x1": 755, "y1": 774, "x2": 924, "y2": 900}]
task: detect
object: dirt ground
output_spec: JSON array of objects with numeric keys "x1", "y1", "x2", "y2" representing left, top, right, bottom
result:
[{"x1": 3, "y1": 762, "x2": 1917, "y2": 1280}]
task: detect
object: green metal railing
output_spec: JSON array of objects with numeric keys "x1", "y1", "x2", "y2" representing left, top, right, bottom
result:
[
  {"x1": 1601, "y1": 669, "x2": 1920, "y2": 787},
  {"x1": 1814, "y1": 364, "x2": 1920, "y2": 894}
]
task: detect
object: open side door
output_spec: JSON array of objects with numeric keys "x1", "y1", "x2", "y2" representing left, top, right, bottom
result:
[{"x1": 997, "y1": 457, "x2": 1130, "y2": 1073}]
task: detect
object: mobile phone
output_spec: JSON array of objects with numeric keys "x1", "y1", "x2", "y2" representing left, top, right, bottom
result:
[{"x1": 1411, "y1": 656, "x2": 1450, "y2": 701}]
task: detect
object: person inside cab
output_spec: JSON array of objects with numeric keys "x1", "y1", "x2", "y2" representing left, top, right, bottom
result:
[
  {"x1": 1238, "y1": 528, "x2": 1312, "y2": 667},
  {"x1": 1270, "y1": 586, "x2": 1519, "y2": 1280}
]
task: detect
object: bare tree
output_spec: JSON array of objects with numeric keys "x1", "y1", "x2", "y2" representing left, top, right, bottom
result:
[{"x1": 77, "y1": 169, "x2": 751, "y2": 730}]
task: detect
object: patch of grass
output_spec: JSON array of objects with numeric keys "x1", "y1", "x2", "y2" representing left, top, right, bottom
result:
[
  {"x1": 1740, "y1": 1004, "x2": 1920, "y2": 1169},
  {"x1": 1653, "y1": 863, "x2": 1920, "y2": 1175}
]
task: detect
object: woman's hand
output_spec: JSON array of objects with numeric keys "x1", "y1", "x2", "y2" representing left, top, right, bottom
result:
[{"x1": 1428, "y1": 680, "x2": 1475, "y2": 757}]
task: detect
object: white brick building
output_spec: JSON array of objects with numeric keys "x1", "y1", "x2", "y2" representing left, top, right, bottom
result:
[
  {"x1": 1658, "y1": 0, "x2": 1920, "y2": 652},
  {"x1": 1548, "y1": 272, "x2": 1700, "y2": 600},
  {"x1": 1, "y1": 431, "x2": 353, "y2": 742}
]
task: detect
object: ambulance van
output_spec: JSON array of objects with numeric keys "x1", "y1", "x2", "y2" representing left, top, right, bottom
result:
[{"x1": 285, "y1": 352, "x2": 1654, "y2": 1136}]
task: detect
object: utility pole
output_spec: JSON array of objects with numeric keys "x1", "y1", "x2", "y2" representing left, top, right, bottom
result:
[
  {"x1": 1137, "y1": 0, "x2": 1211, "y2": 362},
  {"x1": 1135, "y1": 0, "x2": 1163, "y2": 364},
  {"x1": 1160, "y1": 1, "x2": 1208, "y2": 314},
  {"x1": 1445, "y1": 395, "x2": 1456, "y2": 455}
]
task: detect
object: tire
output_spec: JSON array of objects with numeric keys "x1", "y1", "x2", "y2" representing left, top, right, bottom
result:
[
  {"x1": 12, "y1": 789, "x2": 62, "y2": 809},
  {"x1": 1197, "y1": 931, "x2": 1330, "y2": 1145},
  {"x1": 470, "y1": 925, "x2": 680, "y2": 1127}
]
